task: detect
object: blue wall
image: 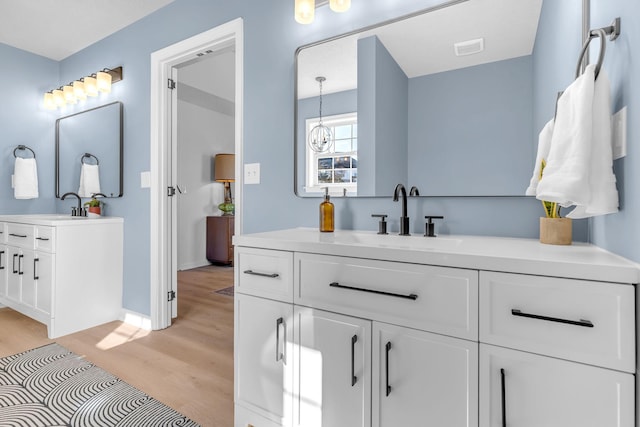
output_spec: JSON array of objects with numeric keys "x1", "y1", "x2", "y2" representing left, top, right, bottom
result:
[{"x1": 2, "y1": 0, "x2": 618, "y2": 317}]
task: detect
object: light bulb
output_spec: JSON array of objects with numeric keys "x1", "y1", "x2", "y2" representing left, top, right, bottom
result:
[
  {"x1": 63, "y1": 85, "x2": 76, "y2": 104},
  {"x1": 43, "y1": 92, "x2": 56, "y2": 110},
  {"x1": 295, "y1": 0, "x2": 315, "y2": 24},
  {"x1": 52, "y1": 89, "x2": 65, "y2": 107},
  {"x1": 73, "y1": 80, "x2": 86, "y2": 100},
  {"x1": 330, "y1": 0, "x2": 350, "y2": 12},
  {"x1": 96, "y1": 70, "x2": 112, "y2": 93},
  {"x1": 85, "y1": 75, "x2": 98, "y2": 97}
]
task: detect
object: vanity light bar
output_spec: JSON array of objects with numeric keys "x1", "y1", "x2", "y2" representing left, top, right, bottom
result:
[{"x1": 43, "y1": 66, "x2": 123, "y2": 110}]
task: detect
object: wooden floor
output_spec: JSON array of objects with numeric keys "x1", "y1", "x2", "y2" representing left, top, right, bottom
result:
[{"x1": 0, "y1": 264, "x2": 234, "y2": 427}]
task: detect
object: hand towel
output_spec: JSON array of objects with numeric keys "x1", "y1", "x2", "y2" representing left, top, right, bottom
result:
[
  {"x1": 14, "y1": 157, "x2": 39, "y2": 199},
  {"x1": 525, "y1": 118, "x2": 554, "y2": 196},
  {"x1": 536, "y1": 64, "x2": 596, "y2": 207},
  {"x1": 78, "y1": 163, "x2": 101, "y2": 198}
]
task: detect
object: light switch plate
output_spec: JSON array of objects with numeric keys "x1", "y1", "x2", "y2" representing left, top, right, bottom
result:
[
  {"x1": 140, "y1": 171, "x2": 151, "y2": 188},
  {"x1": 245, "y1": 163, "x2": 260, "y2": 184},
  {"x1": 612, "y1": 106, "x2": 627, "y2": 160}
]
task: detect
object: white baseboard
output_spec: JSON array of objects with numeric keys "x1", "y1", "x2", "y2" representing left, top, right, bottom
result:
[
  {"x1": 178, "y1": 260, "x2": 210, "y2": 271},
  {"x1": 120, "y1": 310, "x2": 153, "y2": 330}
]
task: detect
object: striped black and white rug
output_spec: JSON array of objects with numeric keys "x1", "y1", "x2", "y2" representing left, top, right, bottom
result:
[{"x1": 0, "y1": 343, "x2": 200, "y2": 426}]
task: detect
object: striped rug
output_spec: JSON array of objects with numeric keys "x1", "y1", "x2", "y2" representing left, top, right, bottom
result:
[{"x1": 0, "y1": 343, "x2": 200, "y2": 426}]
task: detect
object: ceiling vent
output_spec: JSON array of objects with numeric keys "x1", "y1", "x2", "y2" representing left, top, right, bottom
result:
[{"x1": 454, "y1": 38, "x2": 485, "y2": 56}]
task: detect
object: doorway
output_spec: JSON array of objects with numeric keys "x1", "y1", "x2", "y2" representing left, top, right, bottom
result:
[{"x1": 150, "y1": 19, "x2": 243, "y2": 330}]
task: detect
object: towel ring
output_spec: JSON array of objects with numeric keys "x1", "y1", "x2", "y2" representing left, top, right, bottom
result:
[
  {"x1": 13, "y1": 145, "x2": 36, "y2": 159},
  {"x1": 81, "y1": 153, "x2": 100, "y2": 165},
  {"x1": 575, "y1": 28, "x2": 607, "y2": 79}
]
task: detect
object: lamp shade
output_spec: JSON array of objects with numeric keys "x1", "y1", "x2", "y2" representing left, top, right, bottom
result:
[
  {"x1": 84, "y1": 76, "x2": 98, "y2": 96},
  {"x1": 97, "y1": 70, "x2": 112, "y2": 93},
  {"x1": 214, "y1": 154, "x2": 235, "y2": 182},
  {"x1": 295, "y1": 0, "x2": 315, "y2": 24},
  {"x1": 330, "y1": 0, "x2": 350, "y2": 12}
]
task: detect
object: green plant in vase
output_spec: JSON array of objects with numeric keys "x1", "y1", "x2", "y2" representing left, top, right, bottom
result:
[
  {"x1": 539, "y1": 159, "x2": 571, "y2": 245},
  {"x1": 84, "y1": 197, "x2": 101, "y2": 215}
]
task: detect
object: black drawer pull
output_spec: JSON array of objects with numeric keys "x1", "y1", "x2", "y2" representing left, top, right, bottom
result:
[
  {"x1": 36, "y1": 237, "x2": 50, "y2": 241},
  {"x1": 501, "y1": 368, "x2": 507, "y2": 427},
  {"x1": 18, "y1": 254, "x2": 24, "y2": 275},
  {"x1": 9, "y1": 233, "x2": 27, "y2": 238},
  {"x1": 385, "y1": 341, "x2": 392, "y2": 396},
  {"x1": 329, "y1": 282, "x2": 418, "y2": 300},
  {"x1": 351, "y1": 335, "x2": 358, "y2": 387},
  {"x1": 34, "y1": 258, "x2": 39, "y2": 280},
  {"x1": 511, "y1": 309, "x2": 594, "y2": 328},
  {"x1": 243, "y1": 269, "x2": 279, "y2": 278},
  {"x1": 0, "y1": 250, "x2": 4, "y2": 270},
  {"x1": 12, "y1": 254, "x2": 18, "y2": 274}
]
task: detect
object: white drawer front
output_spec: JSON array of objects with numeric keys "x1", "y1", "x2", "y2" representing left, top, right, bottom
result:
[
  {"x1": 295, "y1": 253, "x2": 478, "y2": 340},
  {"x1": 35, "y1": 226, "x2": 55, "y2": 253},
  {"x1": 0, "y1": 222, "x2": 6, "y2": 243},
  {"x1": 479, "y1": 271, "x2": 635, "y2": 372},
  {"x1": 236, "y1": 247, "x2": 294, "y2": 302},
  {"x1": 6, "y1": 223, "x2": 35, "y2": 249}
]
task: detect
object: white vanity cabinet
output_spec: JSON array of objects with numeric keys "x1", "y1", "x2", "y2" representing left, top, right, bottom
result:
[
  {"x1": 234, "y1": 229, "x2": 638, "y2": 427},
  {"x1": 0, "y1": 216, "x2": 123, "y2": 338}
]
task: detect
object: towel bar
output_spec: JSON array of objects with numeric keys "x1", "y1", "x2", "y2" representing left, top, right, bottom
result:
[
  {"x1": 81, "y1": 153, "x2": 100, "y2": 165},
  {"x1": 13, "y1": 145, "x2": 36, "y2": 159},
  {"x1": 575, "y1": 18, "x2": 621, "y2": 79}
]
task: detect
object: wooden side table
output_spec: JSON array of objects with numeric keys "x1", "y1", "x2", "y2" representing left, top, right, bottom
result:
[{"x1": 206, "y1": 216, "x2": 235, "y2": 265}]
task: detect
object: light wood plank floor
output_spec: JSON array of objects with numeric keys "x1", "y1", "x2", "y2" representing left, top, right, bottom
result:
[{"x1": 0, "y1": 265, "x2": 234, "y2": 427}]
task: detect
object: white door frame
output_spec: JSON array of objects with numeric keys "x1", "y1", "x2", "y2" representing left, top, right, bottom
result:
[{"x1": 149, "y1": 18, "x2": 244, "y2": 330}]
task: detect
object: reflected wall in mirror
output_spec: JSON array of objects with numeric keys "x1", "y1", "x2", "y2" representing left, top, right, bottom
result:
[
  {"x1": 295, "y1": 0, "x2": 582, "y2": 197},
  {"x1": 56, "y1": 101, "x2": 123, "y2": 198}
]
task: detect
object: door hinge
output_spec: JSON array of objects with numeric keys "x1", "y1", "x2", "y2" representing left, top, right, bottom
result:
[
  {"x1": 168, "y1": 290, "x2": 176, "y2": 302},
  {"x1": 168, "y1": 78, "x2": 176, "y2": 90},
  {"x1": 167, "y1": 186, "x2": 176, "y2": 197}
]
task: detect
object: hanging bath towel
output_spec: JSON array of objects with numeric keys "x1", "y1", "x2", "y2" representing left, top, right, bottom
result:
[
  {"x1": 78, "y1": 163, "x2": 101, "y2": 198},
  {"x1": 525, "y1": 118, "x2": 554, "y2": 196},
  {"x1": 14, "y1": 157, "x2": 39, "y2": 199}
]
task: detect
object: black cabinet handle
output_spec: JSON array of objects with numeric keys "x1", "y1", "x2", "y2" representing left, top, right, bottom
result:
[
  {"x1": 501, "y1": 368, "x2": 507, "y2": 427},
  {"x1": 0, "y1": 250, "x2": 4, "y2": 270},
  {"x1": 9, "y1": 233, "x2": 27, "y2": 238},
  {"x1": 330, "y1": 282, "x2": 418, "y2": 301},
  {"x1": 18, "y1": 254, "x2": 24, "y2": 275},
  {"x1": 12, "y1": 254, "x2": 18, "y2": 274},
  {"x1": 244, "y1": 269, "x2": 279, "y2": 279},
  {"x1": 36, "y1": 237, "x2": 49, "y2": 241},
  {"x1": 275, "y1": 317, "x2": 284, "y2": 363},
  {"x1": 351, "y1": 335, "x2": 358, "y2": 386},
  {"x1": 34, "y1": 258, "x2": 39, "y2": 280},
  {"x1": 511, "y1": 309, "x2": 594, "y2": 328},
  {"x1": 385, "y1": 341, "x2": 392, "y2": 396}
]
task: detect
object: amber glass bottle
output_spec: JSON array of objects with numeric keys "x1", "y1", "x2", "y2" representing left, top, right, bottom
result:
[{"x1": 319, "y1": 188, "x2": 334, "y2": 232}]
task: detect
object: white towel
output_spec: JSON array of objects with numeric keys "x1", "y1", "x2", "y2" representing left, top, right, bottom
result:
[
  {"x1": 535, "y1": 64, "x2": 618, "y2": 218},
  {"x1": 14, "y1": 157, "x2": 39, "y2": 199},
  {"x1": 525, "y1": 118, "x2": 554, "y2": 196},
  {"x1": 78, "y1": 163, "x2": 101, "y2": 198}
]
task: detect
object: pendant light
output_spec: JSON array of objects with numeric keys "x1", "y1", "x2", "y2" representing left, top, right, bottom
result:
[
  {"x1": 330, "y1": 0, "x2": 351, "y2": 12},
  {"x1": 295, "y1": 0, "x2": 315, "y2": 24},
  {"x1": 308, "y1": 76, "x2": 334, "y2": 153}
]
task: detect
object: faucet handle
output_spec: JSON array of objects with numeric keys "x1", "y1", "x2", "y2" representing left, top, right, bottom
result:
[
  {"x1": 371, "y1": 214, "x2": 388, "y2": 235},
  {"x1": 424, "y1": 215, "x2": 444, "y2": 237}
]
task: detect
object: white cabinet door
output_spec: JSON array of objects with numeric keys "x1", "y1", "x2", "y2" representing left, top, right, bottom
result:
[
  {"x1": 0, "y1": 244, "x2": 7, "y2": 298},
  {"x1": 479, "y1": 343, "x2": 635, "y2": 427},
  {"x1": 34, "y1": 252, "x2": 53, "y2": 316},
  {"x1": 19, "y1": 249, "x2": 35, "y2": 308},
  {"x1": 373, "y1": 322, "x2": 478, "y2": 427},
  {"x1": 236, "y1": 293, "x2": 294, "y2": 427},
  {"x1": 293, "y1": 306, "x2": 371, "y2": 427}
]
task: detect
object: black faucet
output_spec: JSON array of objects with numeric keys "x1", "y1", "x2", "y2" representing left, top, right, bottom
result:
[
  {"x1": 61, "y1": 192, "x2": 84, "y2": 216},
  {"x1": 393, "y1": 184, "x2": 410, "y2": 235}
]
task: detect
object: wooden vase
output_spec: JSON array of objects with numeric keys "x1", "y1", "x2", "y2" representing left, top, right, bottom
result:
[{"x1": 539, "y1": 217, "x2": 572, "y2": 245}]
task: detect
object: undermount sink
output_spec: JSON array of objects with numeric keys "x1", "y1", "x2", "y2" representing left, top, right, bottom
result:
[
  {"x1": 20, "y1": 214, "x2": 88, "y2": 220},
  {"x1": 331, "y1": 231, "x2": 462, "y2": 251}
]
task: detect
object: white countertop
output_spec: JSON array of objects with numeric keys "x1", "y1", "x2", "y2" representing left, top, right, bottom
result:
[
  {"x1": 0, "y1": 214, "x2": 124, "y2": 226},
  {"x1": 234, "y1": 228, "x2": 640, "y2": 284}
]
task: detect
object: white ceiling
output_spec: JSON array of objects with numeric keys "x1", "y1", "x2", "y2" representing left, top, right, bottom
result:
[
  {"x1": 298, "y1": 0, "x2": 543, "y2": 99},
  {"x1": 0, "y1": 0, "x2": 175, "y2": 60}
]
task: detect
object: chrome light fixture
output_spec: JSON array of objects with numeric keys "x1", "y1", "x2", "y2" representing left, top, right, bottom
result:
[
  {"x1": 42, "y1": 67, "x2": 123, "y2": 109},
  {"x1": 295, "y1": 0, "x2": 351, "y2": 24},
  {"x1": 308, "y1": 76, "x2": 334, "y2": 153}
]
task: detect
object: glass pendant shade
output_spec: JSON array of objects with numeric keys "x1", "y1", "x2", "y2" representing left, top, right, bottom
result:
[
  {"x1": 43, "y1": 92, "x2": 56, "y2": 110},
  {"x1": 295, "y1": 0, "x2": 315, "y2": 24},
  {"x1": 73, "y1": 80, "x2": 86, "y2": 100},
  {"x1": 84, "y1": 76, "x2": 98, "y2": 96},
  {"x1": 330, "y1": 0, "x2": 350, "y2": 12},
  {"x1": 96, "y1": 71, "x2": 112, "y2": 93},
  {"x1": 52, "y1": 89, "x2": 65, "y2": 107},
  {"x1": 63, "y1": 85, "x2": 76, "y2": 104}
]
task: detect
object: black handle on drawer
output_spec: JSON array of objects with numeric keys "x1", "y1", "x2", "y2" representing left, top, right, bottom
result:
[
  {"x1": 511, "y1": 309, "x2": 594, "y2": 328},
  {"x1": 500, "y1": 368, "x2": 507, "y2": 427},
  {"x1": 329, "y1": 282, "x2": 418, "y2": 301},
  {"x1": 351, "y1": 335, "x2": 358, "y2": 387},
  {"x1": 0, "y1": 250, "x2": 4, "y2": 270},
  {"x1": 18, "y1": 254, "x2": 24, "y2": 275},
  {"x1": 34, "y1": 258, "x2": 39, "y2": 280},
  {"x1": 275, "y1": 317, "x2": 284, "y2": 363},
  {"x1": 12, "y1": 254, "x2": 18, "y2": 274},
  {"x1": 244, "y1": 269, "x2": 279, "y2": 279},
  {"x1": 9, "y1": 233, "x2": 27, "y2": 238},
  {"x1": 385, "y1": 341, "x2": 392, "y2": 396},
  {"x1": 36, "y1": 237, "x2": 50, "y2": 241}
]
